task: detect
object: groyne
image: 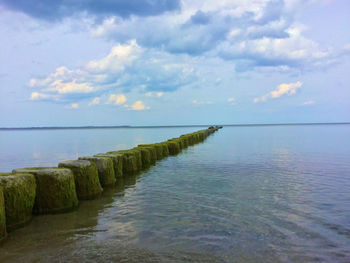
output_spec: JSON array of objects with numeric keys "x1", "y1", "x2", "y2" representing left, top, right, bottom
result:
[{"x1": 0, "y1": 126, "x2": 222, "y2": 243}]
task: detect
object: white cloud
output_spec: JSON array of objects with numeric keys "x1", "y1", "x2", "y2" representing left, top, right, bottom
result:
[
  {"x1": 30, "y1": 92, "x2": 44, "y2": 100},
  {"x1": 219, "y1": 25, "x2": 330, "y2": 69},
  {"x1": 91, "y1": 17, "x2": 119, "y2": 37},
  {"x1": 343, "y1": 43, "x2": 350, "y2": 52},
  {"x1": 303, "y1": 100, "x2": 315, "y2": 105},
  {"x1": 129, "y1": 100, "x2": 150, "y2": 111},
  {"x1": 145, "y1": 92, "x2": 163, "y2": 97},
  {"x1": 106, "y1": 94, "x2": 127, "y2": 105},
  {"x1": 228, "y1": 97, "x2": 236, "y2": 105},
  {"x1": 270, "y1": 81, "x2": 302, "y2": 98},
  {"x1": 86, "y1": 40, "x2": 141, "y2": 74},
  {"x1": 66, "y1": 103, "x2": 79, "y2": 109},
  {"x1": 182, "y1": 0, "x2": 270, "y2": 17},
  {"x1": 89, "y1": 1, "x2": 334, "y2": 71},
  {"x1": 192, "y1": 99, "x2": 213, "y2": 105},
  {"x1": 29, "y1": 67, "x2": 75, "y2": 88},
  {"x1": 88, "y1": 97, "x2": 100, "y2": 106},
  {"x1": 29, "y1": 40, "x2": 197, "y2": 102},
  {"x1": 29, "y1": 66, "x2": 97, "y2": 97},
  {"x1": 30, "y1": 92, "x2": 57, "y2": 100},
  {"x1": 48, "y1": 80, "x2": 95, "y2": 94},
  {"x1": 254, "y1": 81, "x2": 302, "y2": 103}
]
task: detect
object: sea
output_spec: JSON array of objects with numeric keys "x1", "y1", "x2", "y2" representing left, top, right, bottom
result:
[{"x1": 0, "y1": 124, "x2": 349, "y2": 262}]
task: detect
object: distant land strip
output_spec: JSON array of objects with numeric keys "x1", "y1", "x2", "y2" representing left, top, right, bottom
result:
[{"x1": 0, "y1": 122, "x2": 349, "y2": 130}]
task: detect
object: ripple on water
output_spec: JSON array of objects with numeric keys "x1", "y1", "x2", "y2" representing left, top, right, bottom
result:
[{"x1": 0, "y1": 125, "x2": 350, "y2": 262}]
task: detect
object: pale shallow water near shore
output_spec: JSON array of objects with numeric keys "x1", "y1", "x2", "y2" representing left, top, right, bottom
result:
[{"x1": 0, "y1": 125, "x2": 349, "y2": 262}]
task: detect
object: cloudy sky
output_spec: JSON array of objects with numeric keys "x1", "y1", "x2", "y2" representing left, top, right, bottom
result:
[{"x1": 0, "y1": 0, "x2": 349, "y2": 127}]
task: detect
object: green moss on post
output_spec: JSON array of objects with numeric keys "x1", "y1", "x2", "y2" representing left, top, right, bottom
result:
[
  {"x1": 137, "y1": 145, "x2": 157, "y2": 165},
  {"x1": 169, "y1": 138, "x2": 184, "y2": 151},
  {"x1": 134, "y1": 147, "x2": 151, "y2": 169},
  {"x1": 193, "y1": 133, "x2": 200, "y2": 144},
  {"x1": 159, "y1": 143, "x2": 169, "y2": 157},
  {"x1": 199, "y1": 130, "x2": 206, "y2": 141},
  {"x1": 153, "y1": 144, "x2": 164, "y2": 160},
  {"x1": 187, "y1": 134, "x2": 195, "y2": 145},
  {"x1": 148, "y1": 146, "x2": 157, "y2": 164},
  {"x1": 110, "y1": 149, "x2": 143, "y2": 172},
  {"x1": 184, "y1": 135, "x2": 194, "y2": 146},
  {"x1": 130, "y1": 149, "x2": 143, "y2": 170},
  {"x1": 58, "y1": 160, "x2": 102, "y2": 200},
  {"x1": 195, "y1": 133, "x2": 201, "y2": 142},
  {"x1": 179, "y1": 139, "x2": 186, "y2": 149},
  {"x1": 123, "y1": 152, "x2": 139, "y2": 174},
  {"x1": 197, "y1": 131, "x2": 203, "y2": 142},
  {"x1": 95, "y1": 153, "x2": 123, "y2": 178},
  {"x1": 0, "y1": 173, "x2": 36, "y2": 231},
  {"x1": 191, "y1": 134, "x2": 197, "y2": 144},
  {"x1": 0, "y1": 187, "x2": 6, "y2": 243},
  {"x1": 179, "y1": 136, "x2": 189, "y2": 148},
  {"x1": 107, "y1": 151, "x2": 139, "y2": 175},
  {"x1": 166, "y1": 140, "x2": 181, "y2": 155},
  {"x1": 78, "y1": 156, "x2": 116, "y2": 187},
  {"x1": 13, "y1": 167, "x2": 78, "y2": 214}
]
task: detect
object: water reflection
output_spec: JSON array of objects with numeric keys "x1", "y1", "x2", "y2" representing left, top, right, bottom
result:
[
  {"x1": 0, "y1": 172, "x2": 141, "y2": 262},
  {"x1": 0, "y1": 125, "x2": 349, "y2": 262}
]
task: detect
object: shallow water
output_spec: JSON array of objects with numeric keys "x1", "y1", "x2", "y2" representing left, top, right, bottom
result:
[{"x1": 0, "y1": 125, "x2": 350, "y2": 262}]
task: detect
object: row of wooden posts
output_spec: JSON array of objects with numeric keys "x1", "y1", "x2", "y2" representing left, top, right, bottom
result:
[{"x1": 0, "y1": 126, "x2": 222, "y2": 243}]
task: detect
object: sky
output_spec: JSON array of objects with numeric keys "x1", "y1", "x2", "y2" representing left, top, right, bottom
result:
[{"x1": 0, "y1": 0, "x2": 349, "y2": 127}]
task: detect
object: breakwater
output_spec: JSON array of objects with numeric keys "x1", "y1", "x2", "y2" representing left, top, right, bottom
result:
[{"x1": 0, "y1": 126, "x2": 221, "y2": 243}]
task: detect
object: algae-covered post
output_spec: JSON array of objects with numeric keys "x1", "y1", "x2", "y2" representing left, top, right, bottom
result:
[
  {"x1": 58, "y1": 160, "x2": 103, "y2": 200},
  {"x1": 107, "y1": 150, "x2": 141, "y2": 175},
  {"x1": 94, "y1": 153, "x2": 123, "y2": 179},
  {"x1": 166, "y1": 140, "x2": 181, "y2": 155},
  {"x1": 137, "y1": 145, "x2": 157, "y2": 165},
  {"x1": 159, "y1": 143, "x2": 169, "y2": 157},
  {"x1": 153, "y1": 144, "x2": 164, "y2": 160},
  {"x1": 0, "y1": 187, "x2": 6, "y2": 243},
  {"x1": 135, "y1": 147, "x2": 152, "y2": 169},
  {"x1": 78, "y1": 156, "x2": 116, "y2": 187},
  {"x1": 0, "y1": 173, "x2": 36, "y2": 231},
  {"x1": 179, "y1": 136, "x2": 189, "y2": 148},
  {"x1": 12, "y1": 168, "x2": 78, "y2": 214}
]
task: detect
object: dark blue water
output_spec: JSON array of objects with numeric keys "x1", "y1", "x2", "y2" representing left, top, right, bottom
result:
[{"x1": 0, "y1": 125, "x2": 349, "y2": 262}]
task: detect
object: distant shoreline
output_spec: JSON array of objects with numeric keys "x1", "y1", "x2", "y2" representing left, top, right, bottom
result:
[{"x1": 0, "y1": 122, "x2": 349, "y2": 131}]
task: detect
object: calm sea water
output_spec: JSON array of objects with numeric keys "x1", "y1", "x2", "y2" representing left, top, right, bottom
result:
[{"x1": 0, "y1": 125, "x2": 349, "y2": 262}]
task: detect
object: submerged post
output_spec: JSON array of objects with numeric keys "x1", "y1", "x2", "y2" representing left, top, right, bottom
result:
[
  {"x1": 12, "y1": 168, "x2": 79, "y2": 214},
  {"x1": 0, "y1": 186, "x2": 6, "y2": 243},
  {"x1": 0, "y1": 173, "x2": 36, "y2": 231},
  {"x1": 58, "y1": 160, "x2": 103, "y2": 200}
]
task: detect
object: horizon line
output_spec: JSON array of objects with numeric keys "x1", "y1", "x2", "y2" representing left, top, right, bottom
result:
[{"x1": 0, "y1": 122, "x2": 349, "y2": 130}]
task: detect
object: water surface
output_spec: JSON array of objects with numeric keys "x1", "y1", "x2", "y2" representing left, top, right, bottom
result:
[
  {"x1": 0, "y1": 127, "x2": 200, "y2": 172},
  {"x1": 0, "y1": 125, "x2": 349, "y2": 262}
]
